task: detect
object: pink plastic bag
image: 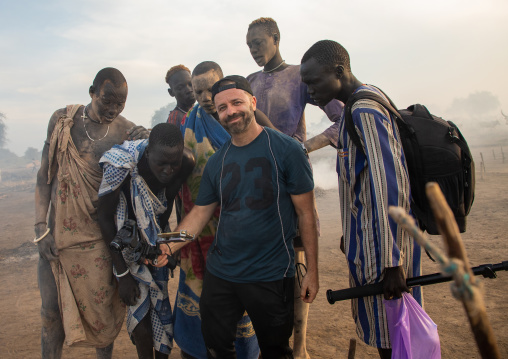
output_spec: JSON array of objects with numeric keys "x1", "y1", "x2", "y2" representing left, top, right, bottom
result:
[{"x1": 384, "y1": 293, "x2": 441, "y2": 359}]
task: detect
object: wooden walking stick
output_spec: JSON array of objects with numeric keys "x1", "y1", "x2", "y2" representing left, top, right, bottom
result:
[
  {"x1": 347, "y1": 338, "x2": 356, "y2": 359},
  {"x1": 425, "y1": 182, "x2": 500, "y2": 359}
]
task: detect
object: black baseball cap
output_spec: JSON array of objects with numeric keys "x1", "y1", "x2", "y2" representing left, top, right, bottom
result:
[{"x1": 211, "y1": 75, "x2": 254, "y2": 101}]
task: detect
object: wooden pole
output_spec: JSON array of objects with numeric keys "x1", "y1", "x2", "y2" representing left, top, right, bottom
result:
[
  {"x1": 492, "y1": 149, "x2": 496, "y2": 160},
  {"x1": 425, "y1": 183, "x2": 500, "y2": 359},
  {"x1": 347, "y1": 338, "x2": 356, "y2": 359}
]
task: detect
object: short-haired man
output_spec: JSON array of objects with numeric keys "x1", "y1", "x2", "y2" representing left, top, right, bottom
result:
[
  {"x1": 34, "y1": 67, "x2": 148, "y2": 358},
  {"x1": 98, "y1": 123, "x2": 195, "y2": 358},
  {"x1": 246, "y1": 17, "x2": 344, "y2": 358},
  {"x1": 165, "y1": 65, "x2": 195, "y2": 126},
  {"x1": 165, "y1": 75, "x2": 319, "y2": 359},
  {"x1": 300, "y1": 40, "x2": 422, "y2": 359},
  {"x1": 246, "y1": 17, "x2": 343, "y2": 148},
  {"x1": 174, "y1": 62, "x2": 261, "y2": 359}
]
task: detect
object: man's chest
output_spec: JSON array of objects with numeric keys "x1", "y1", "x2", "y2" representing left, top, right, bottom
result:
[{"x1": 70, "y1": 124, "x2": 125, "y2": 169}]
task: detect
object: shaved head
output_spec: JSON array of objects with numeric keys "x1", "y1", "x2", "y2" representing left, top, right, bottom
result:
[{"x1": 90, "y1": 67, "x2": 127, "y2": 94}]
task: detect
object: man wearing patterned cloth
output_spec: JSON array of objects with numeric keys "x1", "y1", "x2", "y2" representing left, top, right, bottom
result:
[
  {"x1": 165, "y1": 65, "x2": 196, "y2": 127},
  {"x1": 97, "y1": 123, "x2": 194, "y2": 359},
  {"x1": 300, "y1": 40, "x2": 422, "y2": 359},
  {"x1": 34, "y1": 67, "x2": 148, "y2": 358}
]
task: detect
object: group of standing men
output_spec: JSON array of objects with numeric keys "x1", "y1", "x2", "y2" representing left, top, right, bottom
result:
[{"x1": 35, "y1": 16, "x2": 421, "y2": 359}]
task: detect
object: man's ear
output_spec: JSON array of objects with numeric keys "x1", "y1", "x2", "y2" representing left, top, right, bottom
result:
[
  {"x1": 89, "y1": 85, "x2": 95, "y2": 97},
  {"x1": 335, "y1": 65, "x2": 345, "y2": 79},
  {"x1": 168, "y1": 87, "x2": 175, "y2": 97},
  {"x1": 273, "y1": 33, "x2": 279, "y2": 46}
]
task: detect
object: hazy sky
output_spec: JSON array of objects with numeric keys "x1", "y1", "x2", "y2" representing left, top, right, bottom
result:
[{"x1": 1, "y1": 0, "x2": 507, "y2": 155}]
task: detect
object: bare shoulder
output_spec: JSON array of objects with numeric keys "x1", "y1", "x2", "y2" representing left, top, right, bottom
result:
[
  {"x1": 107, "y1": 115, "x2": 137, "y2": 142},
  {"x1": 114, "y1": 115, "x2": 136, "y2": 130},
  {"x1": 46, "y1": 107, "x2": 67, "y2": 140}
]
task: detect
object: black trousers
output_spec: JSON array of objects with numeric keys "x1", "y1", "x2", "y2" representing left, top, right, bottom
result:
[{"x1": 200, "y1": 271, "x2": 295, "y2": 359}]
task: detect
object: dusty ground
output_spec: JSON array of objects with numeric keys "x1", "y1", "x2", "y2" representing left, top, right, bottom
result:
[{"x1": 0, "y1": 146, "x2": 507, "y2": 358}]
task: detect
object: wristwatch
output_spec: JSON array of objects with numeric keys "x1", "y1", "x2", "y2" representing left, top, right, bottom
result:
[{"x1": 301, "y1": 142, "x2": 309, "y2": 156}]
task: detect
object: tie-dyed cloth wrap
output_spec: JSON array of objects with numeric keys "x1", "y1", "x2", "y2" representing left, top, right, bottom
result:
[
  {"x1": 99, "y1": 139, "x2": 174, "y2": 354},
  {"x1": 175, "y1": 104, "x2": 259, "y2": 359}
]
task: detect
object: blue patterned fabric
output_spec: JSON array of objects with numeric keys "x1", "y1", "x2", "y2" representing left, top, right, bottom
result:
[
  {"x1": 99, "y1": 139, "x2": 174, "y2": 354},
  {"x1": 180, "y1": 104, "x2": 230, "y2": 151},
  {"x1": 337, "y1": 85, "x2": 422, "y2": 349}
]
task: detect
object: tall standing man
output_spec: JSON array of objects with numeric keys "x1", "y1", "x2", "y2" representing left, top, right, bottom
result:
[
  {"x1": 34, "y1": 67, "x2": 149, "y2": 358},
  {"x1": 165, "y1": 65, "x2": 196, "y2": 126},
  {"x1": 300, "y1": 40, "x2": 422, "y2": 359},
  {"x1": 166, "y1": 75, "x2": 319, "y2": 359},
  {"x1": 246, "y1": 17, "x2": 343, "y2": 358}
]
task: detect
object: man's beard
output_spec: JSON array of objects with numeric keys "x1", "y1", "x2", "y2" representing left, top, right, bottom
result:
[{"x1": 223, "y1": 110, "x2": 254, "y2": 135}]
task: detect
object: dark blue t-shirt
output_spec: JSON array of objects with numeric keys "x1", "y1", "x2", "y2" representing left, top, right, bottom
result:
[{"x1": 195, "y1": 127, "x2": 314, "y2": 283}]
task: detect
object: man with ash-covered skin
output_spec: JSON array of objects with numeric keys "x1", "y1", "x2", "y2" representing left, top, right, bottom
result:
[
  {"x1": 246, "y1": 17, "x2": 344, "y2": 359},
  {"x1": 34, "y1": 67, "x2": 148, "y2": 359}
]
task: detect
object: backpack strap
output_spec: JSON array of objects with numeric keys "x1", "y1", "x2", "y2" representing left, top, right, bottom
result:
[
  {"x1": 447, "y1": 120, "x2": 473, "y2": 166},
  {"x1": 344, "y1": 89, "x2": 403, "y2": 155}
]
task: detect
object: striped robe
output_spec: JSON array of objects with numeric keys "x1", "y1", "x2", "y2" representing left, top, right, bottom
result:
[{"x1": 337, "y1": 85, "x2": 422, "y2": 348}]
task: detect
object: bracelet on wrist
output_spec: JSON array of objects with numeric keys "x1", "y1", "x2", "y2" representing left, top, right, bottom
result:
[
  {"x1": 113, "y1": 266, "x2": 130, "y2": 278},
  {"x1": 301, "y1": 142, "x2": 309, "y2": 156},
  {"x1": 33, "y1": 228, "x2": 51, "y2": 244}
]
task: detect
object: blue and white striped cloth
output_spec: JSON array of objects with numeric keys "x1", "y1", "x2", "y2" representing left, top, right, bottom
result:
[
  {"x1": 337, "y1": 85, "x2": 422, "y2": 349},
  {"x1": 99, "y1": 139, "x2": 174, "y2": 354}
]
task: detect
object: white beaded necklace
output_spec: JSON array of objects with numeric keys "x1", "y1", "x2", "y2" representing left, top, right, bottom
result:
[
  {"x1": 176, "y1": 105, "x2": 188, "y2": 114},
  {"x1": 262, "y1": 60, "x2": 286, "y2": 73},
  {"x1": 81, "y1": 105, "x2": 110, "y2": 142}
]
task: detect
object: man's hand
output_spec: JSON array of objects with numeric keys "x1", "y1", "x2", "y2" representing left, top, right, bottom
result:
[
  {"x1": 35, "y1": 225, "x2": 59, "y2": 261},
  {"x1": 142, "y1": 243, "x2": 170, "y2": 268},
  {"x1": 382, "y1": 265, "x2": 409, "y2": 300},
  {"x1": 152, "y1": 252, "x2": 169, "y2": 268},
  {"x1": 126, "y1": 125, "x2": 149, "y2": 140},
  {"x1": 118, "y1": 274, "x2": 140, "y2": 306},
  {"x1": 300, "y1": 269, "x2": 319, "y2": 304}
]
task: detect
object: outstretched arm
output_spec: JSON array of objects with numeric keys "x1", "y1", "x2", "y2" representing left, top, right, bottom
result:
[
  {"x1": 161, "y1": 202, "x2": 218, "y2": 255},
  {"x1": 304, "y1": 133, "x2": 333, "y2": 153},
  {"x1": 304, "y1": 98, "x2": 343, "y2": 153},
  {"x1": 291, "y1": 190, "x2": 319, "y2": 303}
]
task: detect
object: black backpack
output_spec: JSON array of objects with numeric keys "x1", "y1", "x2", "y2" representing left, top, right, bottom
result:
[{"x1": 344, "y1": 88, "x2": 475, "y2": 235}]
